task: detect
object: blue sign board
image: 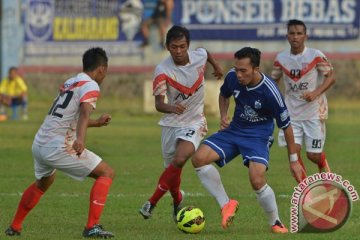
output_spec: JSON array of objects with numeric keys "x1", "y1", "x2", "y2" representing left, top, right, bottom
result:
[
  {"x1": 173, "y1": 0, "x2": 360, "y2": 40},
  {"x1": 22, "y1": 0, "x2": 360, "y2": 56}
]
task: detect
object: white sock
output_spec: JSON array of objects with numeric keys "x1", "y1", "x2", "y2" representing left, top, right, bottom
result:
[
  {"x1": 255, "y1": 184, "x2": 280, "y2": 226},
  {"x1": 195, "y1": 165, "x2": 229, "y2": 208}
]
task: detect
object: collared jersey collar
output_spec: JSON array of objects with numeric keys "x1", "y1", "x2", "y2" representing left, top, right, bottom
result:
[
  {"x1": 77, "y1": 72, "x2": 98, "y2": 84},
  {"x1": 290, "y1": 46, "x2": 307, "y2": 57},
  {"x1": 246, "y1": 73, "x2": 265, "y2": 91}
]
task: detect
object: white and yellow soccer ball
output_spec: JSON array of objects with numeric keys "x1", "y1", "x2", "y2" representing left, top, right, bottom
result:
[{"x1": 176, "y1": 206, "x2": 205, "y2": 234}]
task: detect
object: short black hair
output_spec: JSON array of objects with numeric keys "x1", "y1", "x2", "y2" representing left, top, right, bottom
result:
[
  {"x1": 165, "y1": 25, "x2": 190, "y2": 46},
  {"x1": 82, "y1": 47, "x2": 108, "y2": 72},
  {"x1": 8, "y1": 66, "x2": 18, "y2": 73},
  {"x1": 234, "y1": 47, "x2": 261, "y2": 68},
  {"x1": 287, "y1": 19, "x2": 307, "y2": 33}
]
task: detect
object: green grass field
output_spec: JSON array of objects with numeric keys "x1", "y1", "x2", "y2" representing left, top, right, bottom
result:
[{"x1": 0, "y1": 95, "x2": 359, "y2": 240}]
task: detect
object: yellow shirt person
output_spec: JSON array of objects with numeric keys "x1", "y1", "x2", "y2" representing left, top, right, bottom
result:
[
  {"x1": 0, "y1": 67, "x2": 28, "y2": 120},
  {"x1": 0, "y1": 75, "x2": 28, "y2": 97}
]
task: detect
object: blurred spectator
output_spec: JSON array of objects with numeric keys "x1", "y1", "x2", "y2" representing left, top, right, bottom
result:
[
  {"x1": 119, "y1": 0, "x2": 144, "y2": 41},
  {"x1": 140, "y1": 0, "x2": 174, "y2": 49},
  {"x1": 0, "y1": 67, "x2": 28, "y2": 120}
]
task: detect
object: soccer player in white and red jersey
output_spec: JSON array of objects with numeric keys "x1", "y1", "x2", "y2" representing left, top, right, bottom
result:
[
  {"x1": 271, "y1": 19, "x2": 336, "y2": 183},
  {"x1": 139, "y1": 25, "x2": 223, "y2": 221},
  {"x1": 5, "y1": 47, "x2": 115, "y2": 238}
]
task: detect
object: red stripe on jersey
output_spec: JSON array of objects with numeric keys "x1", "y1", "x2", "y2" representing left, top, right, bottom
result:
[
  {"x1": 153, "y1": 72, "x2": 204, "y2": 95},
  {"x1": 158, "y1": 89, "x2": 167, "y2": 95},
  {"x1": 60, "y1": 80, "x2": 90, "y2": 92},
  {"x1": 317, "y1": 62, "x2": 332, "y2": 75},
  {"x1": 80, "y1": 90, "x2": 100, "y2": 103},
  {"x1": 274, "y1": 56, "x2": 326, "y2": 82},
  {"x1": 153, "y1": 81, "x2": 166, "y2": 93}
]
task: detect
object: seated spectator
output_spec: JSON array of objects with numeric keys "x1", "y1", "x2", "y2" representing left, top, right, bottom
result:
[{"x1": 0, "y1": 67, "x2": 28, "y2": 120}]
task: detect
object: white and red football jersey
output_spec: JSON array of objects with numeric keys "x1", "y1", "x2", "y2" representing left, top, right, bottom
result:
[
  {"x1": 153, "y1": 48, "x2": 208, "y2": 127},
  {"x1": 271, "y1": 47, "x2": 333, "y2": 120},
  {"x1": 34, "y1": 73, "x2": 99, "y2": 147}
]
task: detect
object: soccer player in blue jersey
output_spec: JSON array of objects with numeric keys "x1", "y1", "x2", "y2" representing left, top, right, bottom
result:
[{"x1": 192, "y1": 47, "x2": 303, "y2": 233}]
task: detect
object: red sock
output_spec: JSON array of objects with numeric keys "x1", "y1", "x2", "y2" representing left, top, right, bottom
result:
[
  {"x1": 318, "y1": 152, "x2": 330, "y2": 171},
  {"x1": 11, "y1": 183, "x2": 44, "y2": 231},
  {"x1": 149, "y1": 164, "x2": 182, "y2": 205},
  {"x1": 86, "y1": 177, "x2": 112, "y2": 229},
  {"x1": 170, "y1": 190, "x2": 183, "y2": 206},
  {"x1": 168, "y1": 165, "x2": 182, "y2": 205}
]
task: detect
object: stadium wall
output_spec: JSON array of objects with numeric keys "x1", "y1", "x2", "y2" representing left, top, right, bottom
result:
[{"x1": 23, "y1": 56, "x2": 360, "y2": 99}]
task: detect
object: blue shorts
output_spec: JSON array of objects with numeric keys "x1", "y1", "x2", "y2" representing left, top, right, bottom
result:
[
  {"x1": 203, "y1": 128, "x2": 274, "y2": 168},
  {"x1": 11, "y1": 97, "x2": 25, "y2": 107}
]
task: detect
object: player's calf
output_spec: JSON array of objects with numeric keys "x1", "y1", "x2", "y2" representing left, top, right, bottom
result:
[{"x1": 318, "y1": 152, "x2": 331, "y2": 173}]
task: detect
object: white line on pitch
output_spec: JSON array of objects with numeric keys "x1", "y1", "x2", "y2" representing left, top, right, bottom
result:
[{"x1": 0, "y1": 192, "x2": 292, "y2": 198}]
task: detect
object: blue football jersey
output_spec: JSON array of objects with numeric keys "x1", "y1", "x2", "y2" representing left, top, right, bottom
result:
[{"x1": 220, "y1": 69, "x2": 290, "y2": 137}]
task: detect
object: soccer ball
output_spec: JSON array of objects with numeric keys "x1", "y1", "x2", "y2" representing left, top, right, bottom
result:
[{"x1": 176, "y1": 206, "x2": 205, "y2": 234}]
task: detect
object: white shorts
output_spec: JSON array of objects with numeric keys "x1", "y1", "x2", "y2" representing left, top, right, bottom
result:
[
  {"x1": 278, "y1": 119, "x2": 326, "y2": 153},
  {"x1": 32, "y1": 143, "x2": 102, "y2": 181},
  {"x1": 161, "y1": 122, "x2": 207, "y2": 167}
]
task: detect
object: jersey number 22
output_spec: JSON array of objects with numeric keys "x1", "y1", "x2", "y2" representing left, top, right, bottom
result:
[{"x1": 48, "y1": 90, "x2": 74, "y2": 118}]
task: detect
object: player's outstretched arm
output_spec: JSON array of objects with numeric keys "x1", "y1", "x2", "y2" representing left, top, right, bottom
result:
[
  {"x1": 283, "y1": 125, "x2": 306, "y2": 183},
  {"x1": 88, "y1": 114, "x2": 111, "y2": 127},
  {"x1": 206, "y1": 50, "x2": 223, "y2": 80}
]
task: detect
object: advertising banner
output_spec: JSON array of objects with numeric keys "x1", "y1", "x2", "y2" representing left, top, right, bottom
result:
[
  {"x1": 23, "y1": 0, "x2": 360, "y2": 56},
  {"x1": 24, "y1": 0, "x2": 145, "y2": 56},
  {"x1": 174, "y1": 0, "x2": 360, "y2": 40}
]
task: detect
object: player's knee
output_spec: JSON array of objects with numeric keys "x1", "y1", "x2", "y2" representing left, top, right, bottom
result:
[
  {"x1": 250, "y1": 177, "x2": 266, "y2": 191},
  {"x1": 191, "y1": 153, "x2": 205, "y2": 168},
  {"x1": 172, "y1": 158, "x2": 186, "y2": 168},
  {"x1": 96, "y1": 162, "x2": 115, "y2": 179},
  {"x1": 172, "y1": 151, "x2": 190, "y2": 167},
  {"x1": 307, "y1": 152, "x2": 321, "y2": 162},
  {"x1": 105, "y1": 167, "x2": 115, "y2": 179}
]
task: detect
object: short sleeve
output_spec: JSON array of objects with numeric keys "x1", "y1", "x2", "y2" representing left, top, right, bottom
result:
[
  {"x1": 268, "y1": 89, "x2": 290, "y2": 129},
  {"x1": 194, "y1": 48, "x2": 207, "y2": 58},
  {"x1": 79, "y1": 81, "x2": 100, "y2": 109},
  {"x1": 271, "y1": 55, "x2": 283, "y2": 80},
  {"x1": 152, "y1": 65, "x2": 167, "y2": 96},
  {"x1": 315, "y1": 50, "x2": 333, "y2": 76}
]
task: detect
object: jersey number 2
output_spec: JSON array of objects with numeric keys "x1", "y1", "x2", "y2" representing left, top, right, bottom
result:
[
  {"x1": 185, "y1": 129, "x2": 196, "y2": 137},
  {"x1": 48, "y1": 90, "x2": 74, "y2": 118}
]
